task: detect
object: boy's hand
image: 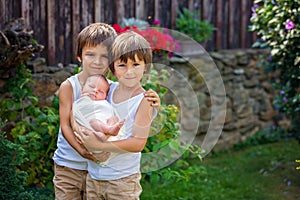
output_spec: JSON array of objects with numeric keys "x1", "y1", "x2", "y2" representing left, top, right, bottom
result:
[
  {"x1": 78, "y1": 146, "x2": 98, "y2": 162},
  {"x1": 94, "y1": 151, "x2": 111, "y2": 163},
  {"x1": 144, "y1": 89, "x2": 161, "y2": 108}
]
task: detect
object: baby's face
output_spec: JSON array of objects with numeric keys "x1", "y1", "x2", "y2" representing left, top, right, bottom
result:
[{"x1": 82, "y1": 76, "x2": 109, "y2": 100}]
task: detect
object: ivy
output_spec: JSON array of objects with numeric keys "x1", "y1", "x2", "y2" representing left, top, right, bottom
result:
[{"x1": 250, "y1": 0, "x2": 300, "y2": 139}]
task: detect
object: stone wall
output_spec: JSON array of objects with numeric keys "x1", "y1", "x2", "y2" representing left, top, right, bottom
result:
[
  {"x1": 167, "y1": 49, "x2": 286, "y2": 150},
  {"x1": 0, "y1": 49, "x2": 288, "y2": 150}
]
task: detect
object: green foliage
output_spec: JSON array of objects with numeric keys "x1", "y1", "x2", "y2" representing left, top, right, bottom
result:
[
  {"x1": 0, "y1": 118, "x2": 34, "y2": 199},
  {"x1": 141, "y1": 140, "x2": 300, "y2": 199},
  {"x1": 141, "y1": 65, "x2": 203, "y2": 182},
  {"x1": 234, "y1": 126, "x2": 290, "y2": 149},
  {"x1": 0, "y1": 63, "x2": 59, "y2": 188},
  {"x1": 175, "y1": 8, "x2": 215, "y2": 42},
  {"x1": 250, "y1": 0, "x2": 300, "y2": 139}
]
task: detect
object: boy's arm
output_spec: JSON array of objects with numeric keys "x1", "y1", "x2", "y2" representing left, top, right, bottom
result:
[
  {"x1": 59, "y1": 80, "x2": 97, "y2": 161},
  {"x1": 78, "y1": 98, "x2": 153, "y2": 153}
]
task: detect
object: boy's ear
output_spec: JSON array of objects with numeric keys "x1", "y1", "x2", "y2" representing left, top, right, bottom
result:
[{"x1": 77, "y1": 56, "x2": 82, "y2": 62}]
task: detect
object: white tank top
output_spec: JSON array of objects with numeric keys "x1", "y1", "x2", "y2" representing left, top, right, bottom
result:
[
  {"x1": 52, "y1": 74, "x2": 88, "y2": 170},
  {"x1": 88, "y1": 82, "x2": 152, "y2": 180}
]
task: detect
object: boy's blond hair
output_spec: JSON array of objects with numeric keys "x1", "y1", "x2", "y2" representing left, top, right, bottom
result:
[
  {"x1": 76, "y1": 22, "x2": 117, "y2": 60},
  {"x1": 109, "y1": 31, "x2": 152, "y2": 74}
]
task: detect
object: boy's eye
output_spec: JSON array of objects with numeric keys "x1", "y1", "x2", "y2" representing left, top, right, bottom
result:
[{"x1": 118, "y1": 64, "x2": 126, "y2": 67}]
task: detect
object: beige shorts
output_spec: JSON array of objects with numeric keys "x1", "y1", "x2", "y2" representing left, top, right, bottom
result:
[
  {"x1": 86, "y1": 173, "x2": 142, "y2": 200},
  {"x1": 53, "y1": 163, "x2": 88, "y2": 200}
]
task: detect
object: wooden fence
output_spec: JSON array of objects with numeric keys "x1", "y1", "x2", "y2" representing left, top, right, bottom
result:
[{"x1": 0, "y1": 0, "x2": 257, "y2": 65}]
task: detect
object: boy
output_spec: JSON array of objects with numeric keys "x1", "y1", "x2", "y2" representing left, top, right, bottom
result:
[
  {"x1": 52, "y1": 22, "x2": 117, "y2": 200},
  {"x1": 53, "y1": 23, "x2": 160, "y2": 200},
  {"x1": 75, "y1": 31, "x2": 157, "y2": 200}
]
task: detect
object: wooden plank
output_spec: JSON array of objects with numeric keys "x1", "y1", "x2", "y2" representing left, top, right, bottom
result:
[
  {"x1": 153, "y1": 0, "x2": 159, "y2": 21},
  {"x1": 240, "y1": 0, "x2": 247, "y2": 48},
  {"x1": 94, "y1": 0, "x2": 102, "y2": 22},
  {"x1": 135, "y1": 0, "x2": 144, "y2": 20},
  {"x1": 228, "y1": 0, "x2": 235, "y2": 49},
  {"x1": 103, "y1": 0, "x2": 114, "y2": 24},
  {"x1": 123, "y1": 0, "x2": 134, "y2": 19},
  {"x1": 216, "y1": 0, "x2": 223, "y2": 50},
  {"x1": 21, "y1": 0, "x2": 30, "y2": 27},
  {"x1": 12, "y1": 0, "x2": 21, "y2": 19},
  {"x1": 64, "y1": 0, "x2": 72, "y2": 64},
  {"x1": 47, "y1": 0, "x2": 56, "y2": 65},
  {"x1": 188, "y1": 0, "x2": 194, "y2": 13},
  {"x1": 222, "y1": 0, "x2": 229, "y2": 49},
  {"x1": 72, "y1": 0, "x2": 80, "y2": 63},
  {"x1": 234, "y1": 0, "x2": 241, "y2": 48},
  {"x1": 81, "y1": 0, "x2": 89, "y2": 27},
  {"x1": 0, "y1": 0, "x2": 6, "y2": 28},
  {"x1": 144, "y1": 0, "x2": 154, "y2": 23},
  {"x1": 160, "y1": 0, "x2": 171, "y2": 27},
  {"x1": 170, "y1": 0, "x2": 178, "y2": 29},
  {"x1": 38, "y1": 0, "x2": 47, "y2": 59},
  {"x1": 56, "y1": 0, "x2": 65, "y2": 63},
  {"x1": 115, "y1": 0, "x2": 124, "y2": 24}
]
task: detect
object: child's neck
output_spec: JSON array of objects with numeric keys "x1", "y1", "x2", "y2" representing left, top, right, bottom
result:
[
  {"x1": 77, "y1": 72, "x2": 87, "y2": 87},
  {"x1": 114, "y1": 83, "x2": 144, "y2": 102},
  {"x1": 119, "y1": 83, "x2": 144, "y2": 93}
]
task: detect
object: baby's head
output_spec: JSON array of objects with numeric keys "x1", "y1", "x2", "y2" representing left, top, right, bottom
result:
[{"x1": 82, "y1": 74, "x2": 109, "y2": 100}]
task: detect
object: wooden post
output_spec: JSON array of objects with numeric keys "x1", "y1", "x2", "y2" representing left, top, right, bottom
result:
[
  {"x1": 170, "y1": 0, "x2": 178, "y2": 29},
  {"x1": 154, "y1": 0, "x2": 159, "y2": 21},
  {"x1": 216, "y1": 0, "x2": 222, "y2": 50},
  {"x1": 0, "y1": 0, "x2": 6, "y2": 28},
  {"x1": 47, "y1": 0, "x2": 56, "y2": 65},
  {"x1": 21, "y1": 0, "x2": 30, "y2": 28},
  {"x1": 135, "y1": 0, "x2": 144, "y2": 20},
  {"x1": 72, "y1": 0, "x2": 80, "y2": 62},
  {"x1": 94, "y1": 0, "x2": 102, "y2": 22},
  {"x1": 228, "y1": 0, "x2": 235, "y2": 49},
  {"x1": 115, "y1": 0, "x2": 124, "y2": 24},
  {"x1": 241, "y1": 0, "x2": 247, "y2": 48}
]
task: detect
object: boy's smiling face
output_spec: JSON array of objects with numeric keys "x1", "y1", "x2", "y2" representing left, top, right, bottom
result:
[
  {"x1": 79, "y1": 44, "x2": 109, "y2": 76},
  {"x1": 114, "y1": 54, "x2": 146, "y2": 89}
]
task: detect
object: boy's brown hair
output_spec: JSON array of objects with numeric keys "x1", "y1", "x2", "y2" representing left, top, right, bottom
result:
[
  {"x1": 76, "y1": 22, "x2": 117, "y2": 60},
  {"x1": 109, "y1": 31, "x2": 152, "y2": 74}
]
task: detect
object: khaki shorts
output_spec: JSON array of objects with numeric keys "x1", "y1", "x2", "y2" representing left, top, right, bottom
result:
[
  {"x1": 86, "y1": 173, "x2": 142, "y2": 200},
  {"x1": 53, "y1": 163, "x2": 88, "y2": 200}
]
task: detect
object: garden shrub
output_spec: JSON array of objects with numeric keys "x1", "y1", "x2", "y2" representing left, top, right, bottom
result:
[
  {"x1": 0, "y1": 118, "x2": 34, "y2": 199},
  {"x1": 0, "y1": 63, "x2": 59, "y2": 188},
  {"x1": 250, "y1": 0, "x2": 300, "y2": 139}
]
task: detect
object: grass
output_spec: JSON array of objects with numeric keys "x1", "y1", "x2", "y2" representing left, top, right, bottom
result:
[{"x1": 141, "y1": 139, "x2": 300, "y2": 200}]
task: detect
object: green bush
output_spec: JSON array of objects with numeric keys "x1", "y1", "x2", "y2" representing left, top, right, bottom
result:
[
  {"x1": 141, "y1": 65, "x2": 203, "y2": 183},
  {"x1": 0, "y1": 63, "x2": 59, "y2": 188},
  {"x1": 0, "y1": 118, "x2": 34, "y2": 199},
  {"x1": 250, "y1": 0, "x2": 300, "y2": 139},
  {"x1": 175, "y1": 8, "x2": 215, "y2": 42}
]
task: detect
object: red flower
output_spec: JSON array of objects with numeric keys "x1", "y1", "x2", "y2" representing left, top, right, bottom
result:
[
  {"x1": 112, "y1": 24, "x2": 179, "y2": 54},
  {"x1": 112, "y1": 24, "x2": 122, "y2": 33}
]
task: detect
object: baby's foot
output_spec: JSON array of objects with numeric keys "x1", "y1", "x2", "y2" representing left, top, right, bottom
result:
[{"x1": 109, "y1": 119, "x2": 125, "y2": 136}]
